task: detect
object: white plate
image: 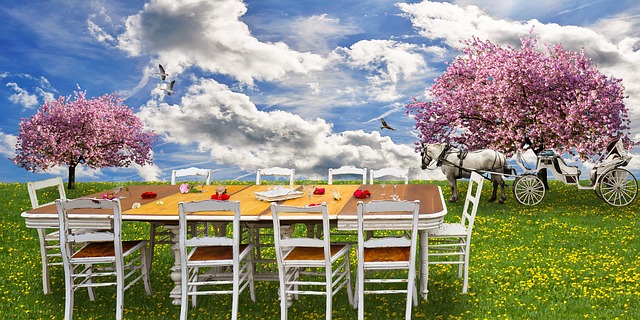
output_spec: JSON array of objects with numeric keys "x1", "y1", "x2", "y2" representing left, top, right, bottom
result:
[{"x1": 255, "y1": 188, "x2": 304, "y2": 202}]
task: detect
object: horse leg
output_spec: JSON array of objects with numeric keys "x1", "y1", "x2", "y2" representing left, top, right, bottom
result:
[
  {"x1": 448, "y1": 176, "x2": 458, "y2": 203},
  {"x1": 489, "y1": 179, "x2": 497, "y2": 202},
  {"x1": 498, "y1": 176, "x2": 506, "y2": 204}
]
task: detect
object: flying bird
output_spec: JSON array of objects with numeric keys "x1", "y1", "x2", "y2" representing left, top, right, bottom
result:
[
  {"x1": 380, "y1": 118, "x2": 395, "y2": 130},
  {"x1": 157, "y1": 64, "x2": 169, "y2": 81},
  {"x1": 164, "y1": 80, "x2": 175, "y2": 96}
]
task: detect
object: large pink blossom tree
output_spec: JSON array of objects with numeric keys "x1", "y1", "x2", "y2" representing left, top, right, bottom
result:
[
  {"x1": 407, "y1": 36, "x2": 633, "y2": 158},
  {"x1": 13, "y1": 90, "x2": 157, "y2": 189}
]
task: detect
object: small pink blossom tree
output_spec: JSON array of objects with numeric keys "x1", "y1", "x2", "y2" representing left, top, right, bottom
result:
[
  {"x1": 407, "y1": 36, "x2": 633, "y2": 158},
  {"x1": 13, "y1": 90, "x2": 157, "y2": 189}
]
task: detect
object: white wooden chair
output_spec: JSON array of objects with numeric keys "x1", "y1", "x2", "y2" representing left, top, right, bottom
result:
[
  {"x1": 171, "y1": 167, "x2": 211, "y2": 185},
  {"x1": 271, "y1": 202, "x2": 353, "y2": 320},
  {"x1": 256, "y1": 167, "x2": 295, "y2": 186},
  {"x1": 369, "y1": 167, "x2": 409, "y2": 185},
  {"x1": 254, "y1": 167, "x2": 296, "y2": 269},
  {"x1": 27, "y1": 176, "x2": 66, "y2": 294},
  {"x1": 424, "y1": 171, "x2": 484, "y2": 297},
  {"x1": 328, "y1": 166, "x2": 367, "y2": 185},
  {"x1": 356, "y1": 200, "x2": 420, "y2": 320},
  {"x1": 178, "y1": 200, "x2": 255, "y2": 320},
  {"x1": 150, "y1": 167, "x2": 212, "y2": 267},
  {"x1": 55, "y1": 198, "x2": 152, "y2": 320}
]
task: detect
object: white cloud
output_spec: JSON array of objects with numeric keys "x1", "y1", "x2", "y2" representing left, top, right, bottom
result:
[
  {"x1": 45, "y1": 165, "x2": 103, "y2": 181},
  {"x1": 6, "y1": 82, "x2": 39, "y2": 109},
  {"x1": 116, "y1": 0, "x2": 326, "y2": 85},
  {"x1": 255, "y1": 13, "x2": 361, "y2": 54},
  {"x1": 87, "y1": 19, "x2": 116, "y2": 44},
  {"x1": 0, "y1": 131, "x2": 17, "y2": 158},
  {"x1": 334, "y1": 39, "x2": 440, "y2": 102},
  {"x1": 137, "y1": 77, "x2": 441, "y2": 180},
  {"x1": 134, "y1": 162, "x2": 162, "y2": 182}
]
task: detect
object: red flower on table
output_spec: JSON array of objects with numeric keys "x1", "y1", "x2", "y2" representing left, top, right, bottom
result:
[
  {"x1": 211, "y1": 192, "x2": 230, "y2": 200},
  {"x1": 141, "y1": 191, "x2": 157, "y2": 199},
  {"x1": 354, "y1": 189, "x2": 371, "y2": 199}
]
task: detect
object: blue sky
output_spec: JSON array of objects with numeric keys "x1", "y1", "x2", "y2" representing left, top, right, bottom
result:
[{"x1": 2, "y1": 0, "x2": 640, "y2": 184}]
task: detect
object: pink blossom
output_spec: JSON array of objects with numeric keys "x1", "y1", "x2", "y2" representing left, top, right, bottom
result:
[
  {"x1": 13, "y1": 89, "x2": 157, "y2": 188},
  {"x1": 406, "y1": 36, "x2": 634, "y2": 158}
]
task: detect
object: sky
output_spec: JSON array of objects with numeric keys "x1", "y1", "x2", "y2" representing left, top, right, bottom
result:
[{"x1": 2, "y1": 0, "x2": 640, "y2": 184}]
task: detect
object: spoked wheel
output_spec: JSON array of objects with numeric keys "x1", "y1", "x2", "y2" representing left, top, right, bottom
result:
[
  {"x1": 513, "y1": 175, "x2": 546, "y2": 206},
  {"x1": 598, "y1": 168, "x2": 638, "y2": 206}
]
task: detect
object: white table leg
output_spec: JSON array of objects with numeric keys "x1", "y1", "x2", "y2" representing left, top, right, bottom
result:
[
  {"x1": 419, "y1": 230, "x2": 429, "y2": 300},
  {"x1": 165, "y1": 224, "x2": 183, "y2": 305}
]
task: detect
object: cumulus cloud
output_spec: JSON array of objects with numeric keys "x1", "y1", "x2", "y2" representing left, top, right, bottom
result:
[
  {"x1": 137, "y1": 78, "x2": 441, "y2": 180},
  {"x1": 0, "y1": 131, "x2": 17, "y2": 158},
  {"x1": 6, "y1": 82, "x2": 39, "y2": 108},
  {"x1": 255, "y1": 13, "x2": 361, "y2": 54},
  {"x1": 334, "y1": 39, "x2": 441, "y2": 102},
  {"x1": 116, "y1": 0, "x2": 326, "y2": 85}
]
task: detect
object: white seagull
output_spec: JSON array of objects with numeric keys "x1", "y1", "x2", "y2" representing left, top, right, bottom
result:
[
  {"x1": 157, "y1": 64, "x2": 169, "y2": 81},
  {"x1": 164, "y1": 80, "x2": 175, "y2": 96}
]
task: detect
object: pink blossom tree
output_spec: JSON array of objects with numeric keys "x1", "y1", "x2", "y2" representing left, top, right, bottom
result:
[
  {"x1": 407, "y1": 36, "x2": 633, "y2": 159},
  {"x1": 13, "y1": 90, "x2": 157, "y2": 189}
]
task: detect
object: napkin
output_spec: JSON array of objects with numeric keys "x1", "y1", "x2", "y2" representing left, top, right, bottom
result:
[
  {"x1": 354, "y1": 189, "x2": 372, "y2": 199},
  {"x1": 313, "y1": 188, "x2": 325, "y2": 195}
]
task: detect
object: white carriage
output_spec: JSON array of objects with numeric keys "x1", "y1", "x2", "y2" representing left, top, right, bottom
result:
[{"x1": 512, "y1": 139, "x2": 637, "y2": 206}]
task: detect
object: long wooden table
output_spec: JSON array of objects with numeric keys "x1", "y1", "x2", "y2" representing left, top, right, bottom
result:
[{"x1": 22, "y1": 183, "x2": 447, "y2": 301}]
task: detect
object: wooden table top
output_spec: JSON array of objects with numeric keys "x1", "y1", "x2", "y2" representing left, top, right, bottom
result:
[{"x1": 22, "y1": 183, "x2": 446, "y2": 224}]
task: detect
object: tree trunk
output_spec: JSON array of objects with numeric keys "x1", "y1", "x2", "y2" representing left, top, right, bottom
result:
[{"x1": 68, "y1": 165, "x2": 76, "y2": 189}]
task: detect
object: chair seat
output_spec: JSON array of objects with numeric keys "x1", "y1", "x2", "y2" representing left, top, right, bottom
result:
[
  {"x1": 427, "y1": 223, "x2": 467, "y2": 237},
  {"x1": 72, "y1": 240, "x2": 146, "y2": 259},
  {"x1": 284, "y1": 244, "x2": 348, "y2": 261},
  {"x1": 364, "y1": 247, "x2": 410, "y2": 263},
  {"x1": 190, "y1": 244, "x2": 250, "y2": 261}
]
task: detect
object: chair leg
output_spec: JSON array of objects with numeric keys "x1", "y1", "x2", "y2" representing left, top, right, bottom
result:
[
  {"x1": 37, "y1": 228, "x2": 51, "y2": 294},
  {"x1": 115, "y1": 262, "x2": 125, "y2": 320},
  {"x1": 87, "y1": 265, "x2": 96, "y2": 301},
  {"x1": 345, "y1": 255, "x2": 354, "y2": 306},
  {"x1": 279, "y1": 272, "x2": 288, "y2": 320},
  {"x1": 63, "y1": 263, "x2": 74, "y2": 320},
  {"x1": 357, "y1": 264, "x2": 364, "y2": 320}
]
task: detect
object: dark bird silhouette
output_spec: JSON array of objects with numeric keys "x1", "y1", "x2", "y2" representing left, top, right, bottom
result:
[
  {"x1": 157, "y1": 64, "x2": 169, "y2": 81},
  {"x1": 164, "y1": 80, "x2": 175, "y2": 96},
  {"x1": 380, "y1": 118, "x2": 395, "y2": 130}
]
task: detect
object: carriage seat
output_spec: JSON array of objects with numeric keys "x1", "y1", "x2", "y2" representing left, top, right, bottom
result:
[{"x1": 552, "y1": 156, "x2": 580, "y2": 176}]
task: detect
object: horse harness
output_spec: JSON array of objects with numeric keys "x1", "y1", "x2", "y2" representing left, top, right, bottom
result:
[{"x1": 435, "y1": 145, "x2": 498, "y2": 179}]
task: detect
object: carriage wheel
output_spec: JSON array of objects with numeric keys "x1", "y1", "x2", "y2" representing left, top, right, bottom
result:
[
  {"x1": 513, "y1": 175, "x2": 546, "y2": 206},
  {"x1": 598, "y1": 168, "x2": 638, "y2": 206}
]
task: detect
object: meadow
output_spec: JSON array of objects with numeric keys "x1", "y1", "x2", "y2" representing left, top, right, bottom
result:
[{"x1": 1, "y1": 179, "x2": 638, "y2": 319}]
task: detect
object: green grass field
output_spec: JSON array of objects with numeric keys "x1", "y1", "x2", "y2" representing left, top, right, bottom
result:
[{"x1": 1, "y1": 179, "x2": 638, "y2": 319}]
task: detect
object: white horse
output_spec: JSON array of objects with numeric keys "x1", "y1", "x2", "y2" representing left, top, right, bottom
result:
[{"x1": 421, "y1": 143, "x2": 509, "y2": 203}]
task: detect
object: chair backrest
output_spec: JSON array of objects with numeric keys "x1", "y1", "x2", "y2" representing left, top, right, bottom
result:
[
  {"x1": 270, "y1": 202, "x2": 331, "y2": 262},
  {"x1": 328, "y1": 166, "x2": 367, "y2": 184},
  {"x1": 171, "y1": 167, "x2": 211, "y2": 185},
  {"x1": 461, "y1": 171, "x2": 484, "y2": 235},
  {"x1": 27, "y1": 177, "x2": 66, "y2": 209},
  {"x1": 55, "y1": 198, "x2": 122, "y2": 259},
  {"x1": 256, "y1": 167, "x2": 295, "y2": 186},
  {"x1": 369, "y1": 167, "x2": 409, "y2": 184},
  {"x1": 178, "y1": 200, "x2": 242, "y2": 256}
]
